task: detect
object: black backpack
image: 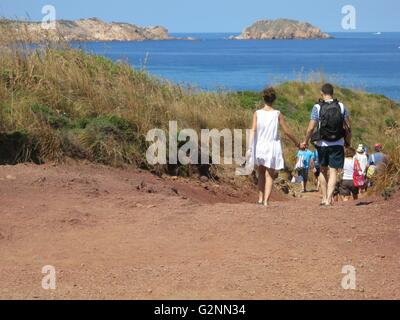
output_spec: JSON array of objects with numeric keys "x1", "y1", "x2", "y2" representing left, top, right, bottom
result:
[{"x1": 313, "y1": 99, "x2": 345, "y2": 142}]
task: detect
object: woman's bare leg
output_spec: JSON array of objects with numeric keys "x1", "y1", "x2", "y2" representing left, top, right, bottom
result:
[
  {"x1": 264, "y1": 168, "x2": 275, "y2": 206},
  {"x1": 258, "y1": 166, "x2": 266, "y2": 203}
]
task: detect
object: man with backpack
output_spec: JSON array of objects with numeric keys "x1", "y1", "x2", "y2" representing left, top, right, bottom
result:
[{"x1": 301, "y1": 83, "x2": 352, "y2": 207}]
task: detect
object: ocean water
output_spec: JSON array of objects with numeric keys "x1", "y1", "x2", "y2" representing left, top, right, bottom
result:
[{"x1": 73, "y1": 32, "x2": 400, "y2": 101}]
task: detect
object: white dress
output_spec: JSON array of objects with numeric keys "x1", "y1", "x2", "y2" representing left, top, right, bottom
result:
[{"x1": 251, "y1": 109, "x2": 284, "y2": 170}]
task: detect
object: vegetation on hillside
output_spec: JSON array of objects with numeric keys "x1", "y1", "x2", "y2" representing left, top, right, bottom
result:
[
  {"x1": 373, "y1": 129, "x2": 400, "y2": 199},
  {"x1": 234, "y1": 85, "x2": 400, "y2": 165},
  {"x1": 0, "y1": 30, "x2": 399, "y2": 193},
  {"x1": 0, "y1": 45, "x2": 250, "y2": 178}
]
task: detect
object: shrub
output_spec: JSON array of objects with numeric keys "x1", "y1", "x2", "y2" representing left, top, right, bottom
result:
[
  {"x1": 373, "y1": 137, "x2": 400, "y2": 198},
  {"x1": 385, "y1": 116, "x2": 398, "y2": 129},
  {"x1": 0, "y1": 131, "x2": 40, "y2": 164}
]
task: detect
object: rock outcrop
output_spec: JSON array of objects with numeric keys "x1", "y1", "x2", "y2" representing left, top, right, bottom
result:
[
  {"x1": 0, "y1": 18, "x2": 175, "y2": 42},
  {"x1": 231, "y1": 19, "x2": 332, "y2": 40}
]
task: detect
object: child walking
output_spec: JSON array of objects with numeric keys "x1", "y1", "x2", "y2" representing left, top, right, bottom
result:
[{"x1": 248, "y1": 87, "x2": 299, "y2": 206}]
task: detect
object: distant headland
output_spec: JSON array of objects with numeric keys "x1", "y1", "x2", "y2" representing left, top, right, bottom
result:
[
  {"x1": 0, "y1": 18, "x2": 194, "y2": 42},
  {"x1": 230, "y1": 19, "x2": 332, "y2": 40}
]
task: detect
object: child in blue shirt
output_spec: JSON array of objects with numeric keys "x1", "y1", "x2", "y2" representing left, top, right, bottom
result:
[{"x1": 296, "y1": 147, "x2": 314, "y2": 192}]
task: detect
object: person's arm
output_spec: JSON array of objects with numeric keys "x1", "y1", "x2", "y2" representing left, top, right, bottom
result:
[
  {"x1": 343, "y1": 105, "x2": 352, "y2": 147},
  {"x1": 279, "y1": 113, "x2": 300, "y2": 147},
  {"x1": 301, "y1": 104, "x2": 319, "y2": 148},
  {"x1": 302, "y1": 120, "x2": 318, "y2": 148}
]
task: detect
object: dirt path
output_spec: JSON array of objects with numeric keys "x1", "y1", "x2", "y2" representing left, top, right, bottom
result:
[{"x1": 0, "y1": 162, "x2": 399, "y2": 300}]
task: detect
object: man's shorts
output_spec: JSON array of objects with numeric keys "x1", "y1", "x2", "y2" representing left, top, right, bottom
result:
[{"x1": 316, "y1": 145, "x2": 345, "y2": 169}]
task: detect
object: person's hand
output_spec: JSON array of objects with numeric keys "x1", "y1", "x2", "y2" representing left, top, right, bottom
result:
[{"x1": 300, "y1": 141, "x2": 308, "y2": 149}]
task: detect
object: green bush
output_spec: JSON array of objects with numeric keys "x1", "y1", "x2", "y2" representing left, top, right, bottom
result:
[
  {"x1": 31, "y1": 104, "x2": 72, "y2": 129},
  {"x1": 235, "y1": 91, "x2": 262, "y2": 110},
  {"x1": 62, "y1": 116, "x2": 146, "y2": 166},
  {"x1": 385, "y1": 116, "x2": 398, "y2": 129}
]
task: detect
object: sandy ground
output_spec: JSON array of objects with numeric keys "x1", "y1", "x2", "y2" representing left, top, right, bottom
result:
[{"x1": 0, "y1": 162, "x2": 399, "y2": 300}]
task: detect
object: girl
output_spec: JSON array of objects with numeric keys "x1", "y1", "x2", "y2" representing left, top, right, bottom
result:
[
  {"x1": 248, "y1": 87, "x2": 299, "y2": 207},
  {"x1": 354, "y1": 144, "x2": 368, "y2": 192}
]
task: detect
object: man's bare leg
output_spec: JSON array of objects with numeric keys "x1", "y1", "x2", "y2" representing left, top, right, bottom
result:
[
  {"x1": 326, "y1": 167, "x2": 338, "y2": 205},
  {"x1": 316, "y1": 176, "x2": 320, "y2": 191},
  {"x1": 319, "y1": 167, "x2": 328, "y2": 204}
]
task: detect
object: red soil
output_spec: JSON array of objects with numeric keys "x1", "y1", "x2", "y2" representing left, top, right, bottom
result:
[{"x1": 0, "y1": 162, "x2": 399, "y2": 299}]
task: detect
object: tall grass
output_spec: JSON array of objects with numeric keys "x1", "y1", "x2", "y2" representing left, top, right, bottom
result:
[
  {"x1": 0, "y1": 26, "x2": 251, "y2": 169},
  {"x1": 373, "y1": 127, "x2": 400, "y2": 199},
  {"x1": 1, "y1": 23, "x2": 399, "y2": 190}
]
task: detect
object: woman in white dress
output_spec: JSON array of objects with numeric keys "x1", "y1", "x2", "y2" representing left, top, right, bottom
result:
[{"x1": 248, "y1": 87, "x2": 299, "y2": 206}]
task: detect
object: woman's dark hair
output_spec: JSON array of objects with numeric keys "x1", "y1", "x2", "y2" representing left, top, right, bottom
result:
[
  {"x1": 345, "y1": 147, "x2": 356, "y2": 158},
  {"x1": 321, "y1": 83, "x2": 334, "y2": 96},
  {"x1": 263, "y1": 87, "x2": 277, "y2": 105}
]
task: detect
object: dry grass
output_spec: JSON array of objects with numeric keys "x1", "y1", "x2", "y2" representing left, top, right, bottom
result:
[
  {"x1": 1, "y1": 23, "x2": 399, "y2": 192},
  {"x1": 0, "y1": 25, "x2": 251, "y2": 170},
  {"x1": 373, "y1": 129, "x2": 400, "y2": 198}
]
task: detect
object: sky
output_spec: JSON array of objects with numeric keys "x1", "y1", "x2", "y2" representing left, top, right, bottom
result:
[{"x1": 0, "y1": 0, "x2": 399, "y2": 32}]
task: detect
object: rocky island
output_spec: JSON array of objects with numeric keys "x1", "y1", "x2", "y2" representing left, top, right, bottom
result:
[
  {"x1": 231, "y1": 19, "x2": 332, "y2": 40},
  {"x1": 0, "y1": 18, "x2": 185, "y2": 42}
]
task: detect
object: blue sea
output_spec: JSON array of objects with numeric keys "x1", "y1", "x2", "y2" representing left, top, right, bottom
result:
[{"x1": 73, "y1": 32, "x2": 400, "y2": 101}]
